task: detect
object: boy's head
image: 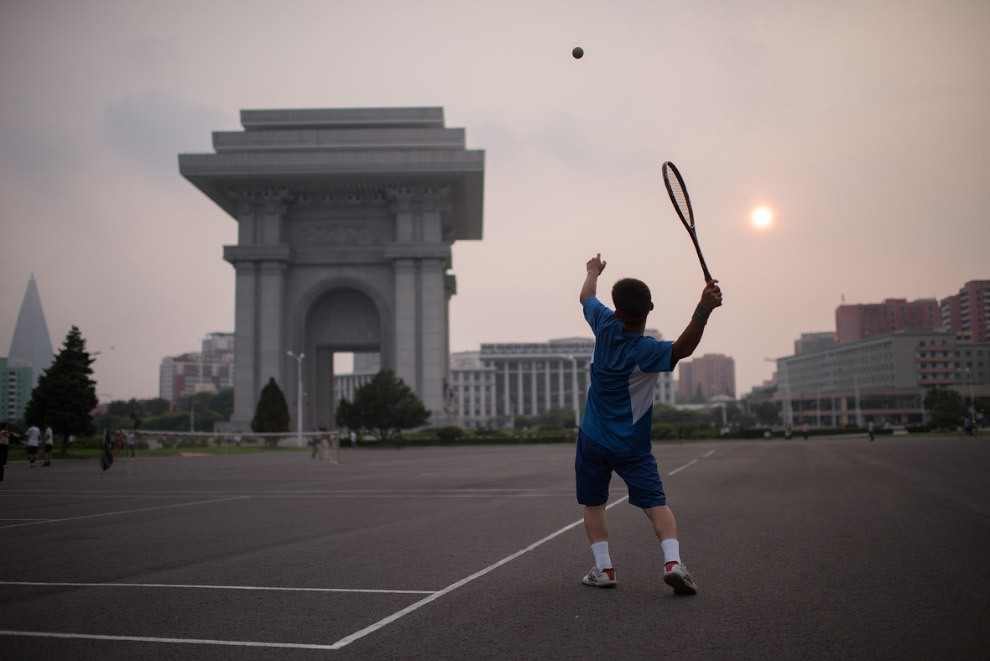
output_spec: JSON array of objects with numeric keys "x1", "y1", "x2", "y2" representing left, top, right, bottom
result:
[{"x1": 611, "y1": 278, "x2": 654, "y2": 323}]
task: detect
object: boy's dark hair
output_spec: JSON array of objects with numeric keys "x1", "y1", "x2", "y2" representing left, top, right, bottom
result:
[{"x1": 611, "y1": 278, "x2": 652, "y2": 319}]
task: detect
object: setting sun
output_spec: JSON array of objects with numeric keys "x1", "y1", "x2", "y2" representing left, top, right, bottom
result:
[{"x1": 751, "y1": 207, "x2": 773, "y2": 229}]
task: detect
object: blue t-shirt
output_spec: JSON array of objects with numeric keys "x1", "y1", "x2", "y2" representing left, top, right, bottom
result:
[{"x1": 579, "y1": 297, "x2": 676, "y2": 456}]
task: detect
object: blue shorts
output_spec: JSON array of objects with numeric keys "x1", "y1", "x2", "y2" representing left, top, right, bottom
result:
[{"x1": 575, "y1": 429, "x2": 666, "y2": 509}]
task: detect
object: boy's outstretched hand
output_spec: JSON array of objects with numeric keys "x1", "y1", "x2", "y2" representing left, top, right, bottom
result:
[
  {"x1": 701, "y1": 279, "x2": 723, "y2": 310},
  {"x1": 587, "y1": 253, "x2": 607, "y2": 275}
]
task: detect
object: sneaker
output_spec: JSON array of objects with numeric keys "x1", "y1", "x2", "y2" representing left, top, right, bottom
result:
[
  {"x1": 662, "y1": 562, "x2": 698, "y2": 595},
  {"x1": 582, "y1": 566, "x2": 617, "y2": 587}
]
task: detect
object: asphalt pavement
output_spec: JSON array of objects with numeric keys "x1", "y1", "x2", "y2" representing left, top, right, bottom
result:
[{"x1": 1, "y1": 435, "x2": 987, "y2": 660}]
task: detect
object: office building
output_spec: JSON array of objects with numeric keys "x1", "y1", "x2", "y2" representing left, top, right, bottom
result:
[
  {"x1": 835, "y1": 298, "x2": 940, "y2": 344},
  {"x1": 1, "y1": 275, "x2": 55, "y2": 421},
  {"x1": 764, "y1": 329, "x2": 989, "y2": 426},
  {"x1": 940, "y1": 280, "x2": 990, "y2": 343},
  {"x1": 678, "y1": 353, "x2": 735, "y2": 402},
  {"x1": 159, "y1": 333, "x2": 235, "y2": 402}
]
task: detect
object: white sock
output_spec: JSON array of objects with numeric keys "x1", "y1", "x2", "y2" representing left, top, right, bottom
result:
[
  {"x1": 661, "y1": 538, "x2": 681, "y2": 565},
  {"x1": 591, "y1": 541, "x2": 612, "y2": 570}
]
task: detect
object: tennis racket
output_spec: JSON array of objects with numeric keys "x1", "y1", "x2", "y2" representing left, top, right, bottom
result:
[{"x1": 662, "y1": 161, "x2": 712, "y2": 282}]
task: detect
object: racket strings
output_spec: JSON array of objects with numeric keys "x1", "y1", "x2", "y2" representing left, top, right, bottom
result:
[
  {"x1": 669, "y1": 185, "x2": 692, "y2": 224},
  {"x1": 662, "y1": 163, "x2": 694, "y2": 227}
]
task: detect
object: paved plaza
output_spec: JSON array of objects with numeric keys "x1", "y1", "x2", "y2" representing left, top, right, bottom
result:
[{"x1": 1, "y1": 436, "x2": 988, "y2": 660}]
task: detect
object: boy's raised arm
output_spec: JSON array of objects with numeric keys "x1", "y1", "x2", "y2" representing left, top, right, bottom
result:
[
  {"x1": 580, "y1": 253, "x2": 607, "y2": 304},
  {"x1": 672, "y1": 279, "x2": 723, "y2": 362}
]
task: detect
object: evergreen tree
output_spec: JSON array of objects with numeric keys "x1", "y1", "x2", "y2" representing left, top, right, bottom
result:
[
  {"x1": 24, "y1": 326, "x2": 98, "y2": 455},
  {"x1": 335, "y1": 369, "x2": 430, "y2": 443},
  {"x1": 251, "y1": 377, "x2": 290, "y2": 438}
]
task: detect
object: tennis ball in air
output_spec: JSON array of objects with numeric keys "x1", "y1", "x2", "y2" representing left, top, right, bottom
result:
[{"x1": 572, "y1": 46, "x2": 583, "y2": 59}]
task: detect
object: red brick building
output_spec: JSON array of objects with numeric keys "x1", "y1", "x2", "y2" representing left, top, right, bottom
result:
[
  {"x1": 940, "y1": 280, "x2": 990, "y2": 343},
  {"x1": 835, "y1": 298, "x2": 940, "y2": 344},
  {"x1": 678, "y1": 353, "x2": 736, "y2": 401}
]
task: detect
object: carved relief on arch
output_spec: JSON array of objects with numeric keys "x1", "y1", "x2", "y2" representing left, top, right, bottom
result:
[
  {"x1": 290, "y1": 219, "x2": 393, "y2": 246},
  {"x1": 225, "y1": 188, "x2": 295, "y2": 216},
  {"x1": 386, "y1": 185, "x2": 452, "y2": 214}
]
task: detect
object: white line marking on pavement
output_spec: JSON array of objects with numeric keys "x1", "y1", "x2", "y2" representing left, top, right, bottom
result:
[
  {"x1": 0, "y1": 496, "x2": 630, "y2": 652},
  {"x1": 0, "y1": 581, "x2": 433, "y2": 595},
  {"x1": 703, "y1": 450, "x2": 715, "y2": 458},
  {"x1": 329, "y1": 495, "x2": 631, "y2": 650},
  {"x1": 0, "y1": 496, "x2": 250, "y2": 529},
  {"x1": 0, "y1": 630, "x2": 341, "y2": 651},
  {"x1": 667, "y1": 459, "x2": 698, "y2": 476}
]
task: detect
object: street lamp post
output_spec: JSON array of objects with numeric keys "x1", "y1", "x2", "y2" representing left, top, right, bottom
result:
[{"x1": 286, "y1": 351, "x2": 305, "y2": 447}]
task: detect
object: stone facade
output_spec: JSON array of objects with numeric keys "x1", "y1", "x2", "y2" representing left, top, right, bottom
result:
[{"x1": 179, "y1": 108, "x2": 484, "y2": 431}]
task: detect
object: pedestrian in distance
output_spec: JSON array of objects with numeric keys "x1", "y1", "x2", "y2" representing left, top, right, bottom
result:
[
  {"x1": 25, "y1": 423, "x2": 40, "y2": 467},
  {"x1": 100, "y1": 429, "x2": 114, "y2": 471},
  {"x1": 576, "y1": 253, "x2": 722, "y2": 595},
  {"x1": 868, "y1": 420, "x2": 875, "y2": 442},
  {"x1": 125, "y1": 431, "x2": 136, "y2": 459},
  {"x1": 802, "y1": 422, "x2": 809, "y2": 441},
  {"x1": 42, "y1": 422, "x2": 53, "y2": 466}
]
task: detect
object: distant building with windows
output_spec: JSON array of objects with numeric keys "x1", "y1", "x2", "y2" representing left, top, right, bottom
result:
[
  {"x1": 1, "y1": 358, "x2": 33, "y2": 422},
  {"x1": 1, "y1": 275, "x2": 55, "y2": 422},
  {"x1": 794, "y1": 332, "x2": 836, "y2": 355},
  {"x1": 337, "y1": 332, "x2": 678, "y2": 430},
  {"x1": 752, "y1": 328, "x2": 989, "y2": 427},
  {"x1": 940, "y1": 280, "x2": 990, "y2": 343},
  {"x1": 159, "y1": 332, "x2": 234, "y2": 402},
  {"x1": 835, "y1": 298, "x2": 940, "y2": 344},
  {"x1": 678, "y1": 353, "x2": 735, "y2": 402}
]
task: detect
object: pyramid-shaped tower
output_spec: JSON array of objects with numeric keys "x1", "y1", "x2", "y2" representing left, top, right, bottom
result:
[{"x1": 8, "y1": 274, "x2": 54, "y2": 388}]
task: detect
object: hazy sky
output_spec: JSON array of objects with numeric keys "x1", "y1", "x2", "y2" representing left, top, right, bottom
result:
[{"x1": 2, "y1": 0, "x2": 988, "y2": 402}]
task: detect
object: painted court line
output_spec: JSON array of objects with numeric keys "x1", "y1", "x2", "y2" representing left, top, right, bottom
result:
[
  {"x1": 0, "y1": 496, "x2": 631, "y2": 652},
  {"x1": 0, "y1": 496, "x2": 250, "y2": 529},
  {"x1": 667, "y1": 459, "x2": 698, "y2": 476},
  {"x1": 668, "y1": 449, "x2": 715, "y2": 476},
  {"x1": 0, "y1": 581, "x2": 433, "y2": 595},
  {"x1": 328, "y1": 495, "x2": 629, "y2": 650},
  {"x1": 0, "y1": 630, "x2": 342, "y2": 651}
]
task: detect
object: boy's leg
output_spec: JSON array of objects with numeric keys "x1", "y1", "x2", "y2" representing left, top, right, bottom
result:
[
  {"x1": 584, "y1": 504, "x2": 609, "y2": 544},
  {"x1": 645, "y1": 505, "x2": 697, "y2": 594},
  {"x1": 576, "y1": 431, "x2": 617, "y2": 587},
  {"x1": 643, "y1": 504, "x2": 677, "y2": 542}
]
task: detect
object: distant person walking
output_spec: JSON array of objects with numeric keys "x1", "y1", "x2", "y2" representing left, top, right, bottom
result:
[
  {"x1": 125, "y1": 431, "x2": 136, "y2": 458},
  {"x1": 25, "y1": 423, "x2": 41, "y2": 467},
  {"x1": 802, "y1": 423, "x2": 809, "y2": 441},
  {"x1": 100, "y1": 429, "x2": 114, "y2": 471},
  {"x1": 868, "y1": 420, "x2": 875, "y2": 442},
  {"x1": 42, "y1": 423, "x2": 54, "y2": 466},
  {"x1": 0, "y1": 422, "x2": 13, "y2": 481}
]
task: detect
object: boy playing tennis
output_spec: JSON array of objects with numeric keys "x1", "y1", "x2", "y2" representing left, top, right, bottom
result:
[{"x1": 577, "y1": 253, "x2": 722, "y2": 594}]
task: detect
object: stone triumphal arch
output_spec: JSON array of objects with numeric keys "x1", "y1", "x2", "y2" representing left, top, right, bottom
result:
[{"x1": 179, "y1": 108, "x2": 484, "y2": 431}]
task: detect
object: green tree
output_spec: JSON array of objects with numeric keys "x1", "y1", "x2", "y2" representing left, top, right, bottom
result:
[
  {"x1": 24, "y1": 326, "x2": 98, "y2": 455},
  {"x1": 212, "y1": 388, "x2": 234, "y2": 420},
  {"x1": 335, "y1": 369, "x2": 430, "y2": 443},
  {"x1": 753, "y1": 401, "x2": 780, "y2": 426},
  {"x1": 143, "y1": 398, "x2": 171, "y2": 416},
  {"x1": 251, "y1": 377, "x2": 291, "y2": 441},
  {"x1": 974, "y1": 396, "x2": 990, "y2": 424},
  {"x1": 924, "y1": 388, "x2": 967, "y2": 429}
]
